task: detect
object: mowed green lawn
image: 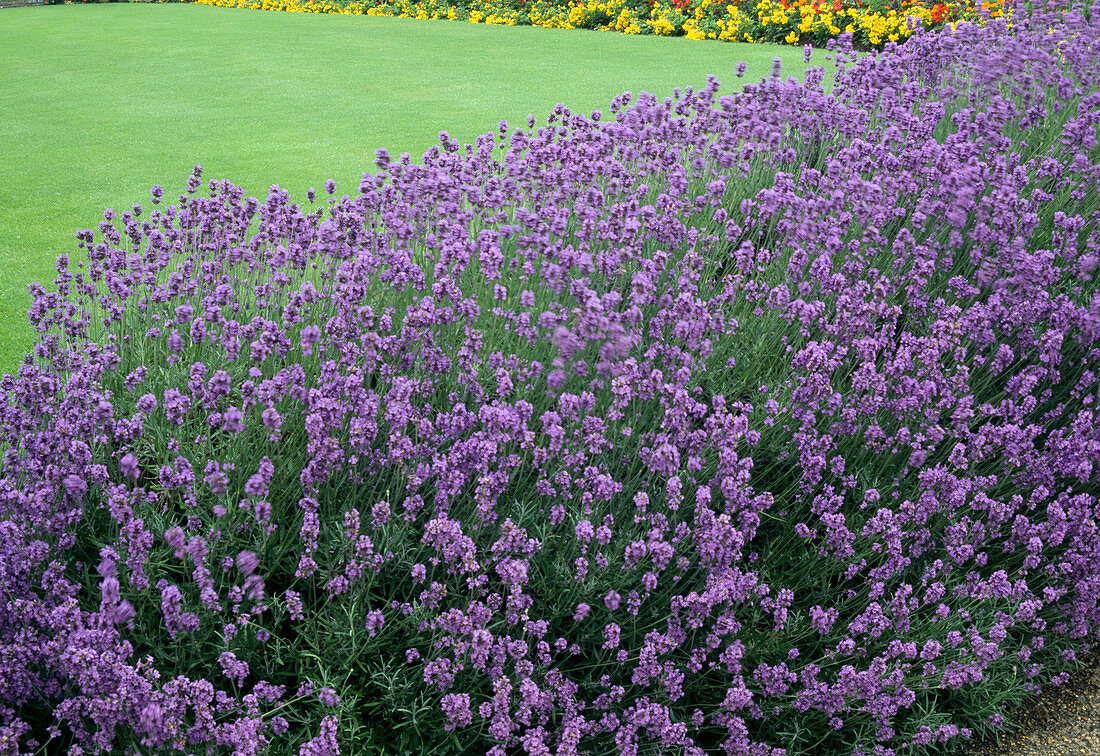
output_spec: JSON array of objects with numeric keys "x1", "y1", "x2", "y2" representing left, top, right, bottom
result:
[{"x1": 0, "y1": 3, "x2": 811, "y2": 375}]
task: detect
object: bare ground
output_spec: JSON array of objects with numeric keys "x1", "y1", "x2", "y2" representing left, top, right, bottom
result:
[{"x1": 959, "y1": 651, "x2": 1100, "y2": 756}]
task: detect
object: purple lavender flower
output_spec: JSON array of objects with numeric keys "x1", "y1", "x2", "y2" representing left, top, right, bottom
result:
[
  {"x1": 317, "y1": 687, "x2": 340, "y2": 708},
  {"x1": 5, "y1": 14, "x2": 1100, "y2": 756}
]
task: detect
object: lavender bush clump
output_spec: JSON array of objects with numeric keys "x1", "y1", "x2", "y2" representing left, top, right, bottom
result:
[{"x1": 2, "y1": 5, "x2": 1100, "y2": 754}]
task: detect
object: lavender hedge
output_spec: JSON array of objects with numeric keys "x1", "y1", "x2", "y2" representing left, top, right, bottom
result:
[{"x1": 2, "y1": 7, "x2": 1099, "y2": 755}]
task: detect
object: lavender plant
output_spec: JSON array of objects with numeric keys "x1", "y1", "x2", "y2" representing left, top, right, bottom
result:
[{"x1": 2, "y1": 5, "x2": 1099, "y2": 755}]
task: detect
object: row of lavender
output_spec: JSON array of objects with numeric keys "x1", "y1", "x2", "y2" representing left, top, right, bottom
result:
[{"x1": 2, "y1": 7, "x2": 1099, "y2": 755}]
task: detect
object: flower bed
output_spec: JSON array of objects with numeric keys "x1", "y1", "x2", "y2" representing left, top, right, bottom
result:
[
  {"x1": 185, "y1": 0, "x2": 1011, "y2": 49},
  {"x1": 2, "y1": 5, "x2": 1099, "y2": 756}
]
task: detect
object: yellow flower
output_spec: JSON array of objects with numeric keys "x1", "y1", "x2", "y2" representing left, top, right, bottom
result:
[
  {"x1": 684, "y1": 19, "x2": 706, "y2": 38},
  {"x1": 785, "y1": 30, "x2": 799, "y2": 43}
]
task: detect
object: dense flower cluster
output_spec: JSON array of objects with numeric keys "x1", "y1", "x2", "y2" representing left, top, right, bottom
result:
[
  {"x1": 2, "y1": 4, "x2": 1100, "y2": 755},
  {"x1": 183, "y1": 0, "x2": 1010, "y2": 49}
]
